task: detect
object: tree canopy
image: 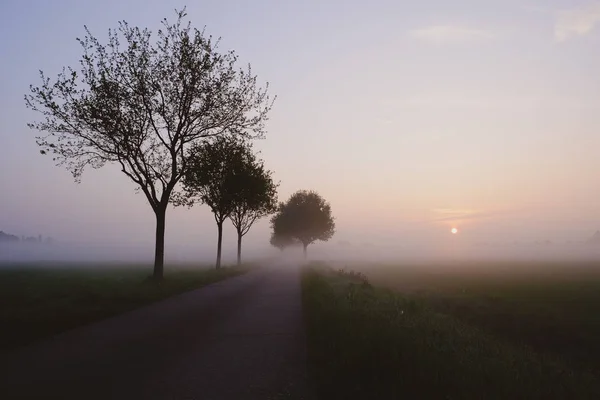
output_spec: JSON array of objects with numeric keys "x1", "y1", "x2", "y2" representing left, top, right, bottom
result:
[
  {"x1": 269, "y1": 232, "x2": 298, "y2": 252},
  {"x1": 176, "y1": 136, "x2": 255, "y2": 268},
  {"x1": 177, "y1": 137, "x2": 247, "y2": 217},
  {"x1": 270, "y1": 190, "x2": 335, "y2": 257},
  {"x1": 25, "y1": 9, "x2": 273, "y2": 278},
  {"x1": 228, "y1": 145, "x2": 278, "y2": 265}
]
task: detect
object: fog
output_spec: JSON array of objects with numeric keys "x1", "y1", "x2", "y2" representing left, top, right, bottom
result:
[
  {"x1": 2, "y1": 234, "x2": 599, "y2": 268},
  {"x1": 0, "y1": 239, "x2": 275, "y2": 266},
  {"x1": 2, "y1": 1, "x2": 600, "y2": 269}
]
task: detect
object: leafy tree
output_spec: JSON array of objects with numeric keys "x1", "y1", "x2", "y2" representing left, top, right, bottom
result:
[
  {"x1": 228, "y1": 148, "x2": 278, "y2": 265},
  {"x1": 177, "y1": 136, "x2": 248, "y2": 268},
  {"x1": 270, "y1": 190, "x2": 335, "y2": 258},
  {"x1": 25, "y1": 9, "x2": 273, "y2": 279},
  {"x1": 269, "y1": 232, "x2": 298, "y2": 252}
]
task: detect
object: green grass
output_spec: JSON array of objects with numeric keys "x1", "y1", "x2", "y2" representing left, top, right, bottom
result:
[
  {"x1": 0, "y1": 264, "x2": 250, "y2": 352},
  {"x1": 302, "y1": 264, "x2": 600, "y2": 399},
  {"x1": 364, "y1": 261, "x2": 600, "y2": 372}
]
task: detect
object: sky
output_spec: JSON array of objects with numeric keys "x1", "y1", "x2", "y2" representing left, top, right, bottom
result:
[{"x1": 1, "y1": 0, "x2": 600, "y2": 261}]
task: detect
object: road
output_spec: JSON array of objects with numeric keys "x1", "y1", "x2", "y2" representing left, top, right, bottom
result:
[{"x1": 0, "y1": 263, "x2": 311, "y2": 400}]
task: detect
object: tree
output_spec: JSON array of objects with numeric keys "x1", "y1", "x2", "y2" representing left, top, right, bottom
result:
[
  {"x1": 177, "y1": 136, "x2": 248, "y2": 269},
  {"x1": 228, "y1": 147, "x2": 278, "y2": 265},
  {"x1": 270, "y1": 190, "x2": 335, "y2": 258},
  {"x1": 269, "y1": 232, "x2": 297, "y2": 252},
  {"x1": 0, "y1": 231, "x2": 20, "y2": 243},
  {"x1": 25, "y1": 9, "x2": 273, "y2": 279}
]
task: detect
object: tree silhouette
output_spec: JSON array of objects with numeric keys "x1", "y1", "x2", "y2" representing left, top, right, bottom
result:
[
  {"x1": 228, "y1": 146, "x2": 278, "y2": 265},
  {"x1": 269, "y1": 232, "x2": 298, "y2": 252},
  {"x1": 177, "y1": 136, "x2": 250, "y2": 268},
  {"x1": 25, "y1": 9, "x2": 273, "y2": 279},
  {"x1": 270, "y1": 190, "x2": 335, "y2": 258},
  {"x1": 0, "y1": 231, "x2": 20, "y2": 243}
]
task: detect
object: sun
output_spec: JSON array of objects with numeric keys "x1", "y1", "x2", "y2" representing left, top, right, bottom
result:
[{"x1": 451, "y1": 228, "x2": 458, "y2": 234}]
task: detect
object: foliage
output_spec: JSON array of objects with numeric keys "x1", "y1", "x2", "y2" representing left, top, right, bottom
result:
[
  {"x1": 176, "y1": 136, "x2": 270, "y2": 267},
  {"x1": 228, "y1": 147, "x2": 278, "y2": 239},
  {"x1": 176, "y1": 136, "x2": 250, "y2": 222},
  {"x1": 228, "y1": 144, "x2": 278, "y2": 264},
  {"x1": 270, "y1": 190, "x2": 335, "y2": 254},
  {"x1": 25, "y1": 8, "x2": 273, "y2": 277},
  {"x1": 269, "y1": 232, "x2": 299, "y2": 251}
]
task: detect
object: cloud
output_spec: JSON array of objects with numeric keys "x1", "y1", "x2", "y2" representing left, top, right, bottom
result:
[
  {"x1": 409, "y1": 25, "x2": 496, "y2": 44},
  {"x1": 555, "y1": 2, "x2": 600, "y2": 42},
  {"x1": 429, "y1": 208, "x2": 511, "y2": 223},
  {"x1": 431, "y1": 209, "x2": 482, "y2": 222}
]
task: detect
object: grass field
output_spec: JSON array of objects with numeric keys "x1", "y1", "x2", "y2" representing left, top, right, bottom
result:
[
  {"x1": 302, "y1": 262, "x2": 600, "y2": 399},
  {"x1": 0, "y1": 263, "x2": 250, "y2": 352},
  {"x1": 364, "y1": 260, "x2": 600, "y2": 372}
]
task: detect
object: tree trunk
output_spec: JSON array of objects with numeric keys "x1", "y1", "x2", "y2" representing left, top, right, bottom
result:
[
  {"x1": 216, "y1": 221, "x2": 223, "y2": 269},
  {"x1": 237, "y1": 229, "x2": 242, "y2": 266},
  {"x1": 153, "y1": 207, "x2": 167, "y2": 280},
  {"x1": 303, "y1": 243, "x2": 308, "y2": 259}
]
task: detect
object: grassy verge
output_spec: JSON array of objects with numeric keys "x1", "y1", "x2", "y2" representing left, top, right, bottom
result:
[
  {"x1": 302, "y1": 265, "x2": 600, "y2": 399},
  {"x1": 0, "y1": 264, "x2": 250, "y2": 352}
]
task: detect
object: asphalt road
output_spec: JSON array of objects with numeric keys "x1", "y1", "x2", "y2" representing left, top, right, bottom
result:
[{"x1": 0, "y1": 262, "x2": 311, "y2": 400}]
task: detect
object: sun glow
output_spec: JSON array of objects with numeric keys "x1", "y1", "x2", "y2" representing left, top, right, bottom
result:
[{"x1": 451, "y1": 228, "x2": 458, "y2": 234}]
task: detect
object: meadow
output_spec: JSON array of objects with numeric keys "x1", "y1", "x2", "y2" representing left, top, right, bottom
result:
[
  {"x1": 302, "y1": 260, "x2": 600, "y2": 399},
  {"x1": 0, "y1": 263, "x2": 250, "y2": 352}
]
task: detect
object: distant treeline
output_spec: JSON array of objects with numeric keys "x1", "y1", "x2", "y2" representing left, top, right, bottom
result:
[{"x1": 0, "y1": 231, "x2": 54, "y2": 244}]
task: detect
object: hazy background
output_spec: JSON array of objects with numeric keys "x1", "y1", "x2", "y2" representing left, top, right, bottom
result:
[{"x1": 1, "y1": 0, "x2": 600, "y2": 263}]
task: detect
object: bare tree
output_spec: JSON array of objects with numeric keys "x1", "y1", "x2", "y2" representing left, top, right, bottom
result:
[{"x1": 25, "y1": 9, "x2": 273, "y2": 279}]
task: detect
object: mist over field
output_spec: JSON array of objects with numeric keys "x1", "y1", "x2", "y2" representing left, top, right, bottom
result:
[
  {"x1": 2, "y1": 0, "x2": 600, "y2": 275},
  {"x1": 0, "y1": 240, "x2": 274, "y2": 265},
  {"x1": 2, "y1": 229, "x2": 600, "y2": 266}
]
